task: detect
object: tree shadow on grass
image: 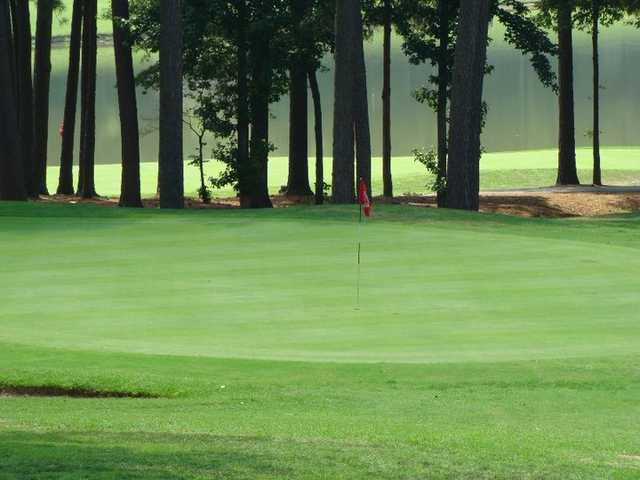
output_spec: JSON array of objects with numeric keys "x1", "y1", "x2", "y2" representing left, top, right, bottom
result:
[
  {"x1": 0, "y1": 431, "x2": 295, "y2": 480},
  {"x1": 401, "y1": 194, "x2": 573, "y2": 218},
  {"x1": 479, "y1": 195, "x2": 573, "y2": 218},
  {"x1": 612, "y1": 194, "x2": 640, "y2": 213},
  {"x1": 0, "y1": 384, "x2": 158, "y2": 399}
]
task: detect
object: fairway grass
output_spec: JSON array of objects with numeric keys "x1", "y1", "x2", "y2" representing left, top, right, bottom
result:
[
  {"x1": 48, "y1": 1, "x2": 113, "y2": 37},
  {"x1": 46, "y1": 148, "x2": 640, "y2": 199},
  {"x1": 1, "y1": 203, "x2": 639, "y2": 478}
]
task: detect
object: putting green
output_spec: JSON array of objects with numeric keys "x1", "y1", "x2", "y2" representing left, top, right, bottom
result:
[{"x1": 2, "y1": 202, "x2": 639, "y2": 364}]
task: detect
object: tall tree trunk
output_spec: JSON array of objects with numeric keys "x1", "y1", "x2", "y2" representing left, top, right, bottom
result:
[
  {"x1": 57, "y1": 0, "x2": 82, "y2": 195},
  {"x1": 77, "y1": 0, "x2": 97, "y2": 198},
  {"x1": 309, "y1": 68, "x2": 324, "y2": 205},
  {"x1": 286, "y1": 0, "x2": 312, "y2": 197},
  {"x1": 436, "y1": 0, "x2": 448, "y2": 208},
  {"x1": 247, "y1": 28, "x2": 274, "y2": 209},
  {"x1": 332, "y1": 0, "x2": 356, "y2": 203},
  {"x1": 286, "y1": 61, "x2": 312, "y2": 196},
  {"x1": 236, "y1": 0, "x2": 251, "y2": 208},
  {"x1": 158, "y1": 0, "x2": 184, "y2": 209},
  {"x1": 0, "y1": 0, "x2": 26, "y2": 200},
  {"x1": 592, "y1": 0, "x2": 601, "y2": 186},
  {"x1": 112, "y1": 0, "x2": 142, "y2": 207},
  {"x1": 556, "y1": 2, "x2": 580, "y2": 185},
  {"x1": 382, "y1": 0, "x2": 392, "y2": 198},
  {"x1": 446, "y1": 0, "x2": 490, "y2": 211},
  {"x1": 332, "y1": 0, "x2": 371, "y2": 201},
  {"x1": 12, "y1": 0, "x2": 34, "y2": 197},
  {"x1": 32, "y1": 0, "x2": 54, "y2": 195},
  {"x1": 353, "y1": 0, "x2": 372, "y2": 196}
]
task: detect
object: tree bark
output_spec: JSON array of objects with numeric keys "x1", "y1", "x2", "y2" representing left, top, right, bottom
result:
[
  {"x1": 556, "y1": 2, "x2": 580, "y2": 185},
  {"x1": 332, "y1": 0, "x2": 356, "y2": 203},
  {"x1": 286, "y1": 0, "x2": 313, "y2": 197},
  {"x1": 57, "y1": 0, "x2": 82, "y2": 195},
  {"x1": 247, "y1": 28, "x2": 274, "y2": 209},
  {"x1": 436, "y1": 0, "x2": 448, "y2": 208},
  {"x1": 0, "y1": 0, "x2": 26, "y2": 200},
  {"x1": 236, "y1": 0, "x2": 251, "y2": 208},
  {"x1": 446, "y1": 0, "x2": 490, "y2": 211},
  {"x1": 309, "y1": 68, "x2": 324, "y2": 205},
  {"x1": 112, "y1": 0, "x2": 142, "y2": 207},
  {"x1": 286, "y1": 61, "x2": 313, "y2": 196},
  {"x1": 77, "y1": 0, "x2": 97, "y2": 198},
  {"x1": 382, "y1": 0, "x2": 392, "y2": 198},
  {"x1": 353, "y1": 0, "x2": 372, "y2": 196},
  {"x1": 158, "y1": 0, "x2": 184, "y2": 208},
  {"x1": 32, "y1": 0, "x2": 54, "y2": 195},
  {"x1": 332, "y1": 0, "x2": 371, "y2": 202},
  {"x1": 592, "y1": 0, "x2": 601, "y2": 186},
  {"x1": 12, "y1": 0, "x2": 34, "y2": 197}
]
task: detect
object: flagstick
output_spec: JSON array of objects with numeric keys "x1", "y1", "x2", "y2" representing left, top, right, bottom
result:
[{"x1": 356, "y1": 203, "x2": 362, "y2": 308}]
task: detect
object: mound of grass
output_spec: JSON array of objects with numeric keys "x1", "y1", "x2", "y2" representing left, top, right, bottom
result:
[
  {"x1": 2, "y1": 202, "x2": 639, "y2": 361},
  {"x1": 1, "y1": 203, "x2": 638, "y2": 478}
]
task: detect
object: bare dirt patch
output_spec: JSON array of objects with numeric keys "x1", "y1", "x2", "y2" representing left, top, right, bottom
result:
[
  {"x1": 39, "y1": 194, "x2": 313, "y2": 210},
  {"x1": 397, "y1": 188, "x2": 640, "y2": 218},
  {"x1": 43, "y1": 194, "x2": 238, "y2": 210},
  {"x1": 0, "y1": 384, "x2": 157, "y2": 399},
  {"x1": 37, "y1": 188, "x2": 640, "y2": 218}
]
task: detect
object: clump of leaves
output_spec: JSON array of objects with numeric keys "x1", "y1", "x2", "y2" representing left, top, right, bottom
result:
[
  {"x1": 413, "y1": 148, "x2": 447, "y2": 194},
  {"x1": 188, "y1": 152, "x2": 212, "y2": 203},
  {"x1": 210, "y1": 140, "x2": 239, "y2": 193},
  {"x1": 196, "y1": 184, "x2": 212, "y2": 204},
  {"x1": 209, "y1": 139, "x2": 276, "y2": 195}
]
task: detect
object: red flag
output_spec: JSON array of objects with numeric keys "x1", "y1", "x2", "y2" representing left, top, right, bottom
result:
[{"x1": 358, "y1": 178, "x2": 372, "y2": 217}]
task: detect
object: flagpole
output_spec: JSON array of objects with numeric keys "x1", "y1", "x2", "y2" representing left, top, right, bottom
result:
[
  {"x1": 357, "y1": 202, "x2": 362, "y2": 307},
  {"x1": 356, "y1": 178, "x2": 370, "y2": 309}
]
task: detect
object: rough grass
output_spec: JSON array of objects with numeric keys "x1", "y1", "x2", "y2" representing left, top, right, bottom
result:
[
  {"x1": 1, "y1": 202, "x2": 639, "y2": 478},
  {"x1": 2, "y1": 343, "x2": 639, "y2": 479},
  {"x1": 45, "y1": 147, "x2": 640, "y2": 199}
]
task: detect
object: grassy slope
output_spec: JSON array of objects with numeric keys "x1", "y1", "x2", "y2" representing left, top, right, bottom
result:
[
  {"x1": 1, "y1": 203, "x2": 639, "y2": 478},
  {"x1": 46, "y1": 147, "x2": 640, "y2": 198}
]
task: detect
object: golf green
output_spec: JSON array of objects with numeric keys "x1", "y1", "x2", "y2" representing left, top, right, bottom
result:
[
  {"x1": 1, "y1": 203, "x2": 639, "y2": 478},
  {"x1": 2, "y1": 202, "x2": 639, "y2": 363}
]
